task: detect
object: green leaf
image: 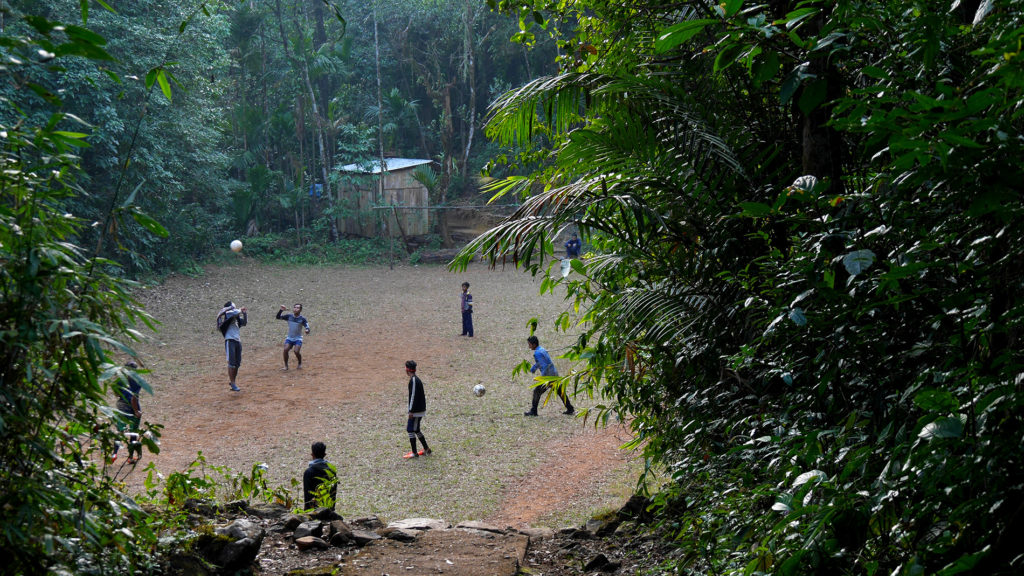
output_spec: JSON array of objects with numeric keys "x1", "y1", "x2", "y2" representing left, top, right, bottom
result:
[
  {"x1": 938, "y1": 551, "x2": 985, "y2": 575},
  {"x1": 51, "y1": 132, "x2": 89, "y2": 148},
  {"x1": 881, "y1": 262, "x2": 927, "y2": 280},
  {"x1": 724, "y1": 0, "x2": 743, "y2": 17},
  {"x1": 714, "y1": 43, "x2": 744, "y2": 72},
  {"x1": 655, "y1": 19, "x2": 717, "y2": 53},
  {"x1": 130, "y1": 208, "x2": 169, "y2": 238},
  {"x1": 786, "y1": 29, "x2": 806, "y2": 48},
  {"x1": 918, "y1": 417, "x2": 963, "y2": 440},
  {"x1": 861, "y1": 65, "x2": 888, "y2": 79},
  {"x1": 64, "y1": 25, "x2": 107, "y2": 47},
  {"x1": 123, "y1": 180, "x2": 145, "y2": 206},
  {"x1": 788, "y1": 307, "x2": 807, "y2": 326},
  {"x1": 570, "y1": 258, "x2": 586, "y2": 276},
  {"x1": 940, "y1": 132, "x2": 983, "y2": 149},
  {"x1": 782, "y1": 7, "x2": 819, "y2": 29},
  {"x1": 739, "y1": 202, "x2": 773, "y2": 217},
  {"x1": 752, "y1": 50, "x2": 780, "y2": 84},
  {"x1": 779, "y1": 65, "x2": 804, "y2": 104},
  {"x1": 967, "y1": 189, "x2": 1015, "y2": 217},
  {"x1": 913, "y1": 389, "x2": 958, "y2": 413},
  {"x1": 156, "y1": 70, "x2": 172, "y2": 102},
  {"x1": 53, "y1": 131, "x2": 89, "y2": 139},
  {"x1": 798, "y1": 78, "x2": 828, "y2": 114},
  {"x1": 793, "y1": 469, "x2": 826, "y2": 486},
  {"x1": 54, "y1": 38, "x2": 114, "y2": 61},
  {"x1": 843, "y1": 250, "x2": 875, "y2": 275}
]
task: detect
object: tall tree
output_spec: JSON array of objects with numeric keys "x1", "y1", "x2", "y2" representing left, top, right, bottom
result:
[
  {"x1": 16, "y1": 0, "x2": 236, "y2": 273},
  {"x1": 1, "y1": 6, "x2": 167, "y2": 572}
]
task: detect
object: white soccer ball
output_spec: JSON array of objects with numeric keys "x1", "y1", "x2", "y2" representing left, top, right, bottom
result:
[
  {"x1": 230, "y1": 239, "x2": 243, "y2": 252},
  {"x1": 473, "y1": 384, "x2": 486, "y2": 397}
]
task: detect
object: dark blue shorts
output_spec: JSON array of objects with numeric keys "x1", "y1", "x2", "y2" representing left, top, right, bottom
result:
[
  {"x1": 407, "y1": 415, "x2": 423, "y2": 434},
  {"x1": 225, "y1": 339, "x2": 242, "y2": 367}
]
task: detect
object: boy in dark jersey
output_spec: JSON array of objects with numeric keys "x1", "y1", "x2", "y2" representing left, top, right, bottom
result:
[
  {"x1": 112, "y1": 361, "x2": 143, "y2": 463},
  {"x1": 303, "y1": 441, "x2": 338, "y2": 509},
  {"x1": 403, "y1": 360, "x2": 432, "y2": 459},
  {"x1": 460, "y1": 282, "x2": 474, "y2": 337}
]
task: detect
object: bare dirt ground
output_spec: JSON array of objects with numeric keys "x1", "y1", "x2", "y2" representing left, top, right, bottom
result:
[{"x1": 124, "y1": 259, "x2": 640, "y2": 537}]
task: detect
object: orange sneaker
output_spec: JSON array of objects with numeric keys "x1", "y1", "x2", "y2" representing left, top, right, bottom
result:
[{"x1": 403, "y1": 451, "x2": 419, "y2": 459}]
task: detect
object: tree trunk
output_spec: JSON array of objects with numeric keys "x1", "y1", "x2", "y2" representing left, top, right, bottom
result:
[
  {"x1": 373, "y1": 2, "x2": 388, "y2": 241},
  {"x1": 417, "y1": 71, "x2": 455, "y2": 247},
  {"x1": 461, "y1": 0, "x2": 476, "y2": 179},
  {"x1": 274, "y1": 0, "x2": 338, "y2": 241},
  {"x1": 438, "y1": 85, "x2": 455, "y2": 248},
  {"x1": 800, "y1": 10, "x2": 844, "y2": 195},
  {"x1": 311, "y1": 0, "x2": 332, "y2": 118},
  {"x1": 392, "y1": 206, "x2": 413, "y2": 255}
]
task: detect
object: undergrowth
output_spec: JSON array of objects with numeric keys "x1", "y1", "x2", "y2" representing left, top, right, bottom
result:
[{"x1": 229, "y1": 234, "x2": 403, "y2": 266}]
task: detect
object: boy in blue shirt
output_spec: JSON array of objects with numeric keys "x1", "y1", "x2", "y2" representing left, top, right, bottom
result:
[
  {"x1": 277, "y1": 303, "x2": 311, "y2": 370},
  {"x1": 565, "y1": 233, "x2": 581, "y2": 258},
  {"x1": 524, "y1": 336, "x2": 574, "y2": 416}
]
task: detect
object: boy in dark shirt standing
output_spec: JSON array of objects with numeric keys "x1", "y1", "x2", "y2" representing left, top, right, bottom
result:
[
  {"x1": 460, "y1": 282, "x2": 474, "y2": 337},
  {"x1": 403, "y1": 360, "x2": 432, "y2": 459}
]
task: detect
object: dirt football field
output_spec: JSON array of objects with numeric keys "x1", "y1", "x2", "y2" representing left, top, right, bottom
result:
[{"x1": 124, "y1": 259, "x2": 639, "y2": 530}]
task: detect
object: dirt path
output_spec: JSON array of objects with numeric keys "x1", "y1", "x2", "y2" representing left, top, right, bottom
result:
[{"x1": 126, "y1": 261, "x2": 637, "y2": 528}]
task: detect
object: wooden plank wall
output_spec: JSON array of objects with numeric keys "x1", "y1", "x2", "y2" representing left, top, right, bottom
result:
[{"x1": 339, "y1": 168, "x2": 429, "y2": 237}]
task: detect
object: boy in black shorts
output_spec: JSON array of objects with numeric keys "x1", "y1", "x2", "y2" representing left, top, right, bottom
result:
[{"x1": 403, "y1": 360, "x2": 432, "y2": 458}]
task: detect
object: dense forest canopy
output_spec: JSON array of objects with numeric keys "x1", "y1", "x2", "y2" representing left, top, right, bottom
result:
[
  {"x1": 3, "y1": 0, "x2": 555, "y2": 273},
  {"x1": 4, "y1": 0, "x2": 1024, "y2": 574}
]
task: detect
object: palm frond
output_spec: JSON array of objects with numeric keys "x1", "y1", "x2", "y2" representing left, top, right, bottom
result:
[{"x1": 411, "y1": 166, "x2": 438, "y2": 192}]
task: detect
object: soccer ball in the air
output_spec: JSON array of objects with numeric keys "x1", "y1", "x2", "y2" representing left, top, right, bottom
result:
[
  {"x1": 473, "y1": 384, "x2": 486, "y2": 397},
  {"x1": 230, "y1": 239, "x2": 243, "y2": 252}
]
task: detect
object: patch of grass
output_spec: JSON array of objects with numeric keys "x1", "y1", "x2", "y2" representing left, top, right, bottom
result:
[{"x1": 230, "y1": 234, "x2": 402, "y2": 266}]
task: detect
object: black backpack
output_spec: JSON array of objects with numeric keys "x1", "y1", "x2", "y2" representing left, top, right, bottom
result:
[{"x1": 217, "y1": 312, "x2": 234, "y2": 336}]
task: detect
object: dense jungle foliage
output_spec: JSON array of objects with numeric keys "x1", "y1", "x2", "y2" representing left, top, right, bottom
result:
[
  {"x1": 2, "y1": 0, "x2": 554, "y2": 275},
  {"x1": 3, "y1": 0, "x2": 1024, "y2": 574},
  {"x1": 455, "y1": 0, "x2": 1024, "y2": 574}
]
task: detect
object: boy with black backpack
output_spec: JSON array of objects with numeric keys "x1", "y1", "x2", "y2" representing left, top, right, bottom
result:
[{"x1": 216, "y1": 301, "x2": 248, "y2": 391}]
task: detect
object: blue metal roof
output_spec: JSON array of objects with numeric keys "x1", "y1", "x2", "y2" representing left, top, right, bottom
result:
[{"x1": 338, "y1": 158, "x2": 434, "y2": 174}]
